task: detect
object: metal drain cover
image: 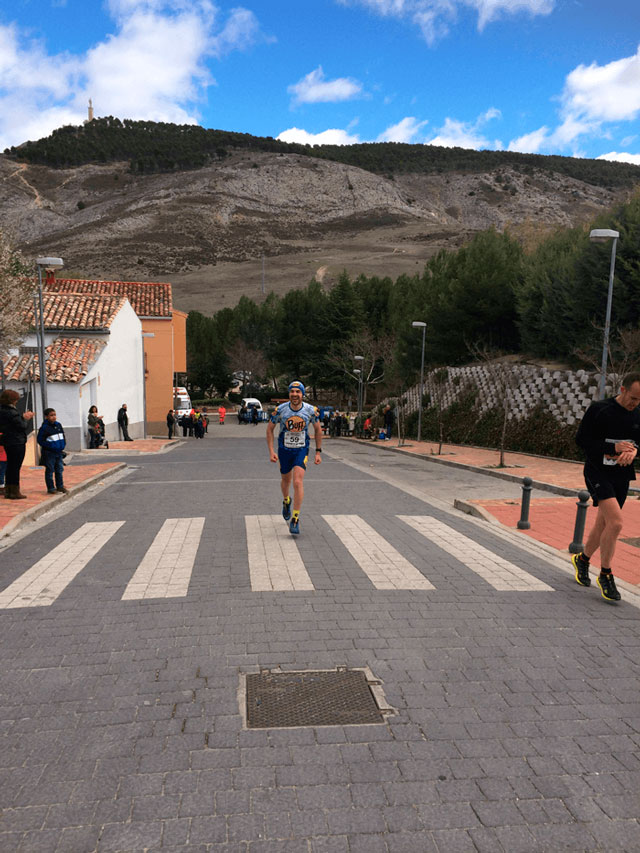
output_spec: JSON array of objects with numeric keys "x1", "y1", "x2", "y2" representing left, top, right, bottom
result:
[{"x1": 244, "y1": 668, "x2": 388, "y2": 728}]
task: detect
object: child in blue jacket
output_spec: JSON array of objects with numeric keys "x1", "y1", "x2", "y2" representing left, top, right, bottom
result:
[{"x1": 37, "y1": 408, "x2": 68, "y2": 495}]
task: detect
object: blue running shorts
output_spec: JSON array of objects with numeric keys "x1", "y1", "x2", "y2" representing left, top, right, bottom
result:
[{"x1": 278, "y1": 446, "x2": 308, "y2": 474}]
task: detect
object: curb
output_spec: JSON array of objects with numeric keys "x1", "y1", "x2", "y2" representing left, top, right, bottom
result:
[
  {"x1": 78, "y1": 439, "x2": 185, "y2": 457},
  {"x1": 343, "y1": 438, "x2": 582, "y2": 497},
  {"x1": 0, "y1": 463, "x2": 128, "y2": 539}
]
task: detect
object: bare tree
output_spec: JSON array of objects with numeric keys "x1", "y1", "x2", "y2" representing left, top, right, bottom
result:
[
  {"x1": 468, "y1": 343, "x2": 520, "y2": 467},
  {"x1": 325, "y1": 330, "x2": 396, "y2": 407},
  {"x1": 226, "y1": 338, "x2": 268, "y2": 395},
  {"x1": 0, "y1": 230, "x2": 33, "y2": 364},
  {"x1": 575, "y1": 324, "x2": 640, "y2": 393},
  {"x1": 428, "y1": 367, "x2": 450, "y2": 455}
]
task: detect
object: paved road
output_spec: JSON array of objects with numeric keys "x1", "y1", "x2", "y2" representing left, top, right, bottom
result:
[{"x1": 0, "y1": 430, "x2": 638, "y2": 852}]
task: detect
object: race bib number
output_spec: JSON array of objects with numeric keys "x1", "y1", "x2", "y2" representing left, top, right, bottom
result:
[{"x1": 284, "y1": 431, "x2": 305, "y2": 449}]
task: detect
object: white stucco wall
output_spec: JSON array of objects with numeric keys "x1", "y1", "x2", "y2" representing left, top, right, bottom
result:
[
  {"x1": 78, "y1": 301, "x2": 143, "y2": 445},
  {"x1": 5, "y1": 300, "x2": 144, "y2": 450}
]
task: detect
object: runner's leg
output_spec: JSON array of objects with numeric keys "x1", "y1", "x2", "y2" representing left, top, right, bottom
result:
[
  {"x1": 596, "y1": 498, "x2": 624, "y2": 568},
  {"x1": 583, "y1": 508, "x2": 606, "y2": 560},
  {"x1": 292, "y1": 466, "x2": 305, "y2": 513},
  {"x1": 280, "y1": 470, "x2": 293, "y2": 501}
]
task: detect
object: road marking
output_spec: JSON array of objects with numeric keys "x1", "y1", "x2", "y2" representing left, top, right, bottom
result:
[
  {"x1": 245, "y1": 515, "x2": 314, "y2": 591},
  {"x1": 322, "y1": 514, "x2": 434, "y2": 590},
  {"x1": 122, "y1": 517, "x2": 205, "y2": 600},
  {"x1": 399, "y1": 516, "x2": 553, "y2": 591},
  {"x1": 0, "y1": 522, "x2": 124, "y2": 608}
]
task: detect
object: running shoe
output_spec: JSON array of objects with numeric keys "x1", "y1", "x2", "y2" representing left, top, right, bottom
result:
[
  {"x1": 289, "y1": 514, "x2": 300, "y2": 536},
  {"x1": 597, "y1": 573, "x2": 621, "y2": 602},
  {"x1": 282, "y1": 497, "x2": 292, "y2": 521},
  {"x1": 572, "y1": 553, "x2": 591, "y2": 587}
]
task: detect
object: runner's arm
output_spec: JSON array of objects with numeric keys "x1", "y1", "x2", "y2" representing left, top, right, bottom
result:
[{"x1": 313, "y1": 421, "x2": 322, "y2": 464}]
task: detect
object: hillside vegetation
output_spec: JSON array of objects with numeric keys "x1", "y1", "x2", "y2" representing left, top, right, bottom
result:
[{"x1": 6, "y1": 117, "x2": 640, "y2": 189}]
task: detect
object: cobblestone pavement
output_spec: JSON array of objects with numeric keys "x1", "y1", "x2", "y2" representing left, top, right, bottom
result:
[{"x1": 0, "y1": 430, "x2": 639, "y2": 852}]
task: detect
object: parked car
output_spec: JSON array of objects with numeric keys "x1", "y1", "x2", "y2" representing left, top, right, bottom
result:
[{"x1": 238, "y1": 398, "x2": 266, "y2": 423}]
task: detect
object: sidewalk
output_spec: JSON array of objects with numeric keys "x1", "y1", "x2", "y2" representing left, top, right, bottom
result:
[
  {"x1": 0, "y1": 461, "x2": 125, "y2": 537},
  {"x1": 0, "y1": 437, "x2": 180, "y2": 538},
  {"x1": 357, "y1": 436, "x2": 640, "y2": 587}
]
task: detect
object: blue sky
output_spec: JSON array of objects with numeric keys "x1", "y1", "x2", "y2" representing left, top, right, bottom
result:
[{"x1": 1, "y1": 0, "x2": 639, "y2": 163}]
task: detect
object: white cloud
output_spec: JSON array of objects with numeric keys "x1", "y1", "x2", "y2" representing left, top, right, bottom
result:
[
  {"x1": 277, "y1": 126, "x2": 361, "y2": 145},
  {"x1": 0, "y1": 4, "x2": 261, "y2": 150},
  {"x1": 508, "y1": 126, "x2": 549, "y2": 153},
  {"x1": 427, "y1": 107, "x2": 500, "y2": 149},
  {"x1": 377, "y1": 116, "x2": 428, "y2": 142},
  {"x1": 337, "y1": 0, "x2": 554, "y2": 44},
  {"x1": 288, "y1": 67, "x2": 363, "y2": 106},
  {"x1": 507, "y1": 46, "x2": 640, "y2": 156},
  {"x1": 597, "y1": 151, "x2": 640, "y2": 166}
]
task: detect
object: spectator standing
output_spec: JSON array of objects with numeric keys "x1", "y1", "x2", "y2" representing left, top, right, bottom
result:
[
  {"x1": 333, "y1": 412, "x2": 342, "y2": 438},
  {"x1": 218, "y1": 405, "x2": 226, "y2": 425},
  {"x1": 0, "y1": 389, "x2": 34, "y2": 499},
  {"x1": 37, "y1": 408, "x2": 68, "y2": 495},
  {"x1": 202, "y1": 407, "x2": 209, "y2": 433},
  {"x1": 193, "y1": 409, "x2": 205, "y2": 439},
  {"x1": 87, "y1": 406, "x2": 104, "y2": 448},
  {"x1": 117, "y1": 403, "x2": 133, "y2": 441},
  {"x1": 383, "y1": 404, "x2": 395, "y2": 440},
  {"x1": 251, "y1": 405, "x2": 259, "y2": 426},
  {"x1": 0, "y1": 433, "x2": 6, "y2": 496},
  {"x1": 166, "y1": 409, "x2": 175, "y2": 439}
]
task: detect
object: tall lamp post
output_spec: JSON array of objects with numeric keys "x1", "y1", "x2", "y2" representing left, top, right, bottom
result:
[
  {"x1": 412, "y1": 321, "x2": 427, "y2": 443},
  {"x1": 589, "y1": 229, "x2": 619, "y2": 400},
  {"x1": 35, "y1": 257, "x2": 64, "y2": 416},
  {"x1": 354, "y1": 355, "x2": 364, "y2": 426}
]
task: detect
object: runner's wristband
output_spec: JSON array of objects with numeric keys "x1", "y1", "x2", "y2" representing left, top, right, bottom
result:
[{"x1": 316, "y1": 448, "x2": 322, "y2": 453}]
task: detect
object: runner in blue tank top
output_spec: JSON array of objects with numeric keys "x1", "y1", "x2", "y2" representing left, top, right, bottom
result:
[{"x1": 266, "y1": 381, "x2": 322, "y2": 535}]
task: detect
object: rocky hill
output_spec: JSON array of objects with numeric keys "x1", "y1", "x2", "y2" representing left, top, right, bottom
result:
[{"x1": 0, "y1": 146, "x2": 635, "y2": 315}]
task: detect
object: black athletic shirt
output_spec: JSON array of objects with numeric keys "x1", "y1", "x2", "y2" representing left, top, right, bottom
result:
[{"x1": 576, "y1": 397, "x2": 640, "y2": 482}]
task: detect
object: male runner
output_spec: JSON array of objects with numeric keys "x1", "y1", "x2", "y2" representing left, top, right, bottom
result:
[
  {"x1": 573, "y1": 372, "x2": 640, "y2": 601},
  {"x1": 266, "y1": 381, "x2": 322, "y2": 535}
]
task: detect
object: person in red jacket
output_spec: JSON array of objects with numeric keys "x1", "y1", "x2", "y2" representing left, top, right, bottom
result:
[{"x1": 218, "y1": 405, "x2": 226, "y2": 425}]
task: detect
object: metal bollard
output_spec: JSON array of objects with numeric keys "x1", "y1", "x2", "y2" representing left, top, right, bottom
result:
[
  {"x1": 569, "y1": 490, "x2": 591, "y2": 554},
  {"x1": 517, "y1": 477, "x2": 533, "y2": 530}
]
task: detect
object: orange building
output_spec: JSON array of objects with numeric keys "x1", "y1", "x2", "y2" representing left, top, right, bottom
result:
[{"x1": 45, "y1": 275, "x2": 186, "y2": 435}]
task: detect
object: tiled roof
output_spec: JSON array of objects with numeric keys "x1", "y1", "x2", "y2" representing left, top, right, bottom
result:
[
  {"x1": 46, "y1": 278, "x2": 173, "y2": 318},
  {"x1": 3, "y1": 337, "x2": 106, "y2": 383},
  {"x1": 27, "y1": 293, "x2": 127, "y2": 331}
]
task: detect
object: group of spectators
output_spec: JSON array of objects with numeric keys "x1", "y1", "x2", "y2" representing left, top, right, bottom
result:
[
  {"x1": 87, "y1": 403, "x2": 133, "y2": 448},
  {"x1": 321, "y1": 404, "x2": 394, "y2": 440},
  {"x1": 167, "y1": 407, "x2": 209, "y2": 439}
]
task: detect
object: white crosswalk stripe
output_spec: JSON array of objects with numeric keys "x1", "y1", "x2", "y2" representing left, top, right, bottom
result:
[
  {"x1": 122, "y1": 517, "x2": 205, "y2": 600},
  {"x1": 245, "y1": 515, "x2": 314, "y2": 591},
  {"x1": 399, "y1": 516, "x2": 553, "y2": 591},
  {"x1": 0, "y1": 522, "x2": 124, "y2": 608},
  {"x1": 0, "y1": 514, "x2": 553, "y2": 606},
  {"x1": 323, "y1": 514, "x2": 435, "y2": 590}
]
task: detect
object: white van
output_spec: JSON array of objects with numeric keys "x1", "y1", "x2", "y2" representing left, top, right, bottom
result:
[{"x1": 173, "y1": 386, "x2": 191, "y2": 417}]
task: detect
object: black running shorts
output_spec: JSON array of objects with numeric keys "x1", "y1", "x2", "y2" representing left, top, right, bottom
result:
[{"x1": 584, "y1": 471, "x2": 629, "y2": 508}]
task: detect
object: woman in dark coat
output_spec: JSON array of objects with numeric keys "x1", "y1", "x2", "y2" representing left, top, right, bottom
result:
[{"x1": 0, "y1": 389, "x2": 34, "y2": 499}]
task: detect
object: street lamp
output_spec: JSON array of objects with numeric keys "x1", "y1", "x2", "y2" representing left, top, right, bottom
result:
[
  {"x1": 35, "y1": 257, "x2": 63, "y2": 415},
  {"x1": 412, "y1": 321, "x2": 427, "y2": 442},
  {"x1": 589, "y1": 229, "x2": 619, "y2": 400},
  {"x1": 354, "y1": 355, "x2": 364, "y2": 426}
]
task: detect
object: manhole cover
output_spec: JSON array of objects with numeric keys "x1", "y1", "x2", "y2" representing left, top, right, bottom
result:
[
  {"x1": 244, "y1": 668, "x2": 390, "y2": 728},
  {"x1": 622, "y1": 537, "x2": 640, "y2": 548}
]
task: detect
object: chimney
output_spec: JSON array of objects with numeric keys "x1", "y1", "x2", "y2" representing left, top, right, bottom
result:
[{"x1": 46, "y1": 270, "x2": 56, "y2": 285}]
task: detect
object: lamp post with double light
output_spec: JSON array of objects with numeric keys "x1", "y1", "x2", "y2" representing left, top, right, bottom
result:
[
  {"x1": 589, "y1": 229, "x2": 619, "y2": 400},
  {"x1": 35, "y1": 257, "x2": 63, "y2": 415},
  {"x1": 354, "y1": 354, "x2": 364, "y2": 427},
  {"x1": 412, "y1": 321, "x2": 427, "y2": 442}
]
